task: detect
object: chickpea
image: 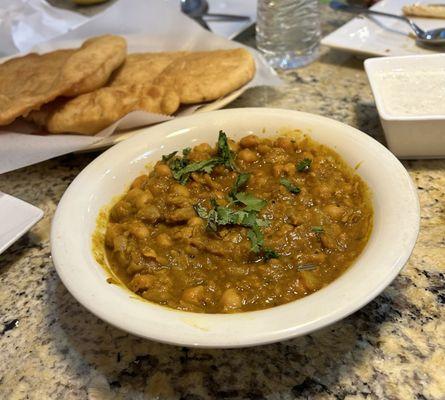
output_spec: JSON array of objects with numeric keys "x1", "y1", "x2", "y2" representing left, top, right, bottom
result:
[
  {"x1": 288, "y1": 212, "x2": 304, "y2": 226},
  {"x1": 275, "y1": 136, "x2": 294, "y2": 151},
  {"x1": 130, "y1": 175, "x2": 148, "y2": 189},
  {"x1": 194, "y1": 143, "x2": 213, "y2": 154},
  {"x1": 300, "y1": 271, "x2": 321, "y2": 292},
  {"x1": 110, "y1": 200, "x2": 132, "y2": 222},
  {"x1": 324, "y1": 204, "x2": 345, "y2": 221},
  {"x1": 137, "y1": 204, "x2": 161, "y2": 223},
  {"x1": 212, "y1": 165, "x2": 227, "y2": 176},
  {"x1": 126, "y1": 188, "x2": 153, "y2": 208},
  {"x1": 127, "y1": 262, "x2": 145, "y2": 275},
  {"x1": 142, "y1": 247, "x2": 157, "y2": 259},
  {"x1": 283, "y1": 163, "x2": 295, "y2": 176},
  {"x1": 257, "y1": 144, "x2": 271, "y2": 155},
  {"x1": 113, "y1": 235, "x2": 127, "y2": 252},
  {"x1": 308, "y1": 252, "x2": 327, "y2": 263},
  {"x1": 170, "y1": 183, "x2": 190, "y2": 197},
  {"x1": 272, "y1": 164, "x2": 284, "y2": 178},
  {"x1": 154, "y1": 163, "x2": 171, "y2": 177},
  {"x1": 237, "y1": 148, "x2": 258, "y2": 163},
  {"x1": 314, "y1": 185, "x2": 332, "y2": 199},
  {"x1": 188, "y1": 216, "x2": 204, "y2": 227},
  {"x1": 181, "y1": 285, "x2": 205, "y2": 305},
  {"x1": 129, "y1": 223, "x2": 150, "y2": 239},
  {"x1": 185, "y1": 245, "x2": 199, "y2": 255},
  {"x1": 240, "y1": 134, "x2": 259, "y2": 148},
  {"x1": 129, "y1": 274, "x2": 155, "y2": 292},
  {"x1": 167, "y1": 206, "x2": 196, "y2": 223},
  {"x1": 156, "y1": 233, "x2": 173, "y2": 247},
  {"x1": 228, "y1": 139, "x2": 239, "y2": 152},
  {"x1": 220, "y1": 288, "x2": 242, "y2": 311},
  {"x1": 320, "y1": 234, "x2": 337, "y2": 249}
]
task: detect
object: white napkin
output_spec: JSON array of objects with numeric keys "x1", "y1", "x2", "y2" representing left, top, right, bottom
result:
[{"x1": 0, "y1": 0, "x2": 89, "y2": 57}]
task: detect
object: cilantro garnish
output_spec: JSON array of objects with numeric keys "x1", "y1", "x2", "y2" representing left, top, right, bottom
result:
[
  {"x1": 229, "y1": 172, "x2": 250, "y2": 200},
  {"x1": 162, "y1": 151, "x2": 177, "y2": 163},
  {"x1": 171, "y1": 158, "x2": 220, "y2": 184},
  {"x1": 280, "y1": 178, "x2": 301, "y2": 194},
  {"x1": 218, "y1": 130, "x2": 238, "y2": 170},
  {"x1": 247, "y1": 224, "x2": 263, "y2": 253},
  {"x1": 263, "y1": 248, "x2": 279, "y2": 260},
  {"x1": 194, "y1": 192, "x2": 277, "y2": 259},
  {"x1": 234, "y1": 192, "x2": 267, "y2": 212},
  {"x1": 297, "y1": 158, "x2": 312, "y2": 172},
  {"x1": 162, "y1": 131, "x2": 238, "y2": 185},
  {"x1": 193, "y1": 203, "x2": 209, "y2": 219},
  {"x1": 312, "y1": 226, "x2": 324, "y2": 233}
]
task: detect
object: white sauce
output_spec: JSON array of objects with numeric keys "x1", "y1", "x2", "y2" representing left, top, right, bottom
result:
[{"x1": 374, "y1": 68, "x2": 445, "y2": 117}]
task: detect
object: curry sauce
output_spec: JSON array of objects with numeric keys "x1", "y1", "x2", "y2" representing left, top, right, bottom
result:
[{"x1": 103, "y1": 132, "x2": 373, "y2": 313}]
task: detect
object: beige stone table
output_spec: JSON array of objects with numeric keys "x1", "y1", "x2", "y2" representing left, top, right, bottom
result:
[{"x1": 0, "y1": 4, "x2": 444, "y2": 400}]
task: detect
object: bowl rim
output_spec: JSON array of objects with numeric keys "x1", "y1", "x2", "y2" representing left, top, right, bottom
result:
[{"x1": 51, "y1": 108, "x2": 420, "y2": 348}]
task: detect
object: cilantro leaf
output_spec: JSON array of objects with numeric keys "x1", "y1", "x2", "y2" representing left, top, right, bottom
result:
[
  {"x1": 162, "y1": 151, "x2": 177, "y2": 163},
  {"x1": 193, "y1": 200, "x2": 273, "y2": 255},
  {"x1": 168, "y1": 132, "x2": 239, "y2": 184},
  {"x1": 217, "y1": 130, "x2": 237, "y2": 170},
  {"x1": 193, "y1": 204, "x2": 208, "y2": 219},
  {"x1": 171, "y1": 158, "x2": 220, "y2": 184},
  {"x1": 297, "y1": 158, "x2": 312, "y2": 172},
  {"x1": 229, "y1": 173, "x2": 250, "y2": 200},
  {"x1": 263, "y1": 248, "x2": 279, "y2": 260},
  {"x1": 312, "y1": 226, "x2": 324, "y2": 233},
  {"x1": 235, "y1": 192, "x2": 267, "y2": 212},
  {"x1": 247, "y1": 225, "x2": 264, "y2": 253},
  {"x1": 280, "y1": 178, "x2": 301, "y2": 194}
]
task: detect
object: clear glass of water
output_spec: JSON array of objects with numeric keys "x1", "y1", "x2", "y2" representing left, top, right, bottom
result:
[{"x1": 256, "y1": 0, "x2": 321, "y2": 70}]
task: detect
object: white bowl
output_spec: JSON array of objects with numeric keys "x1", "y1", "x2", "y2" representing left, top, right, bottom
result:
[
  {"x1": 51, "y1": 108, "x2": 419, "y2": 348},
  {"x1": 365, "y1": 54, "x2": 445, "y2": 159}
]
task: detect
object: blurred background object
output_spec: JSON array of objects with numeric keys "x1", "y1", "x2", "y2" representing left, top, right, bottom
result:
[
  {"x1": 256, "y1": 0, "x2": 321, "y2": 69},
  {"x1": 71, "y1": 0, "x2": 109, "y2": 5}
]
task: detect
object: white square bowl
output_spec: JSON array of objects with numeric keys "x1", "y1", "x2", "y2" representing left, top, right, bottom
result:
[{"x1": 364, "y1": 54, "x2": 445, "y2": 159}]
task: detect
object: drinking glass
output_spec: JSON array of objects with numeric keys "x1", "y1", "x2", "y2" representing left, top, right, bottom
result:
[{"x1": 256, "y1": 0, "x2": 321, "y2": 69}]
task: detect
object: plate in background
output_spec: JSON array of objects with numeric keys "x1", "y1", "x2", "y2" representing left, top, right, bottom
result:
[{"x1": 322, "y1": 0, "x2": 445, "y2": 57}]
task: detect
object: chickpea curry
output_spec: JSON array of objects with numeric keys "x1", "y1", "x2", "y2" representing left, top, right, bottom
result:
[{"x1": 103, "y1": 132, "x2": 373, "y2": 313}]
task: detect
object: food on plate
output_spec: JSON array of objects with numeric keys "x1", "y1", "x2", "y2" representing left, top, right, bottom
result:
[
  {"x1": 403, "y1": 4, "x2": 445, "y2": 19},
  {"x1": 0, "y1": 32, "x2": 256, "y2": 134},
  {"x1": 0, "y1": 35, "x2": 127, "y2": 126},
  {"x1": 153, "y1": 48, "x2": 256, "y2": 103},
  {"x1": 63, "y1": 35, "x2": 127, "y2": 97},
  {"x1": 100, "y1": 132, "x2": 373, "y2": 313},
  {"x1": 27, "y1": 85, "x2": 179, "y2": 135},
  {"x1": 109, "y1": 51, "x2": 189, "y2": 87}
]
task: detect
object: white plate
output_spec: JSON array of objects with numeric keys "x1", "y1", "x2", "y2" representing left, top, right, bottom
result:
[
  {"x1": 51, "y1": 108, "x2": 419, "y2": 348},
  {"x1": 0, "y1": 193, "x2": 43, "y2": 255},
  {"x1": 322, "y1": 0, "x2": 445, "y2": 57}
]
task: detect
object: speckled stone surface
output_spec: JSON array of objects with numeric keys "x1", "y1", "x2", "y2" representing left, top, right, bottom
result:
[{"x1": 1, "y1": 5, "x2": 444, "y2": 400}]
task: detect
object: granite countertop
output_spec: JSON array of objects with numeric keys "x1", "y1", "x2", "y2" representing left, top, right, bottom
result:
[{"x1": 1, "y1": 5, "x2": 444, "y2": 400}]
